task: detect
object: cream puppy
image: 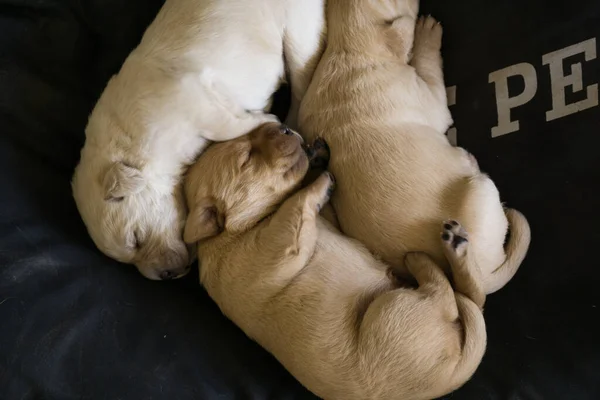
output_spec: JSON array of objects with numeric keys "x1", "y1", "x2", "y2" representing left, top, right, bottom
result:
[
  {"x1": 298, "y1": 0, "x2": 531, "y2": 294},
  {"x1": 183, "y1": 122, "x2": 487, "y2": 400},
  {"x1": 71, "y1": 0, "x2": 326, "y2": 280}
]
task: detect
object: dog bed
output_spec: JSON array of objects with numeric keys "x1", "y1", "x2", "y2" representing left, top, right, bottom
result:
[{"x1": 1, "y1": 0, "x2": 598, "y2": 398}]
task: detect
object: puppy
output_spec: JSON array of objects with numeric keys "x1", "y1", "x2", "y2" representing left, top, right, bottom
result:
[
  {"x1": 71, "y1": 0, "x2": 326, "y2": 280},
  {"x1": 183, "y1": 122, "x2": 487, "y2": 400},
  {"x1": 297, "y1": 0, "x2": 531, "y2": 294}
]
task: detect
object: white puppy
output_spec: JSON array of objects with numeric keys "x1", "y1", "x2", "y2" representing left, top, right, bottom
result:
[{"x1": 71, "y1": 0, "x2": 326, "y2": 280}]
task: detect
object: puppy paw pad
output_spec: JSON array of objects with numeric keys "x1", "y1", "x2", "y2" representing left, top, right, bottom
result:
[{"x1": 441, "y1": 220, "x2": 469, "y2": 255}]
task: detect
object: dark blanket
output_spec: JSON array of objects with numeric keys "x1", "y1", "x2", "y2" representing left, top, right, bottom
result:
[{"x1": 1, "y1": 0, "x2": 599, "y2": 399}]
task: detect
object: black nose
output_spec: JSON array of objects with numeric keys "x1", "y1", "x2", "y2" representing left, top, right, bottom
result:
[
  {"x1": 159, "y1": 270, "x2": 176, "y2": 280},
  {"x1": 280, "y1": 124, "x2": 293, "y2": 135}
]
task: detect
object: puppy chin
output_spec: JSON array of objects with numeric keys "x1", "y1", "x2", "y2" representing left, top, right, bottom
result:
[{"x1": 288, "y1": 151, "x2": 310, "y2": 178}]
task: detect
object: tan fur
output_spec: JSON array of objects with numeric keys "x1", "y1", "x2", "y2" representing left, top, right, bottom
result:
[
  {"x1": 184, "y1": 122, "x2": 487, "y2": 400},
  {"x1": 71, "y1": 0, "x2": 326, "y2": 280},
  {"x1": 297, "y1": 0, "x2": 531, "y2": 294}
]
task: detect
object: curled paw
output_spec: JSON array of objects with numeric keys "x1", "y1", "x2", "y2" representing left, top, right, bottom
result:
[
  {"x1": 414, "y1": 15, "x2": 443, "y2": 49},
  {"x1": 314, "y1": 171, "x2": 335, "y2": 212},
  {"x1": 321, "y1": 171, "x2": 336, "y2": 198},
  {"x1": 304, "y1": 137, "x2": 330, "y2": 169},
  {"x1": 441, "y1": 220, "x2": 469, "y2": 256}
]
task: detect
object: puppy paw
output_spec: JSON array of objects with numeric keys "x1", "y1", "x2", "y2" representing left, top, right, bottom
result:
[
  {"x1": 325, "y1": 171, "x2": 336, "y2": 198},
  {"x1": 441, "y1": 220, "x2": 469, "y2": 258},
  {"x1": 320, "y1": 171, "x2": 336, "y2": 200},
  {"x1": 414, "y1": 15, "x2": 443, "y2": 50},
  {"x1": 310, "y1": 171, "x2": 335, "y2": 212},
  {"x1": 305, "y1": 137, "x2": 330, "y2": 169}
]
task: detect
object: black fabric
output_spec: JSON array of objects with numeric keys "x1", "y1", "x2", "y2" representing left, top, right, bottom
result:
[{"x1": 0, "y1": 0, "x2": 598, "y2": 399}]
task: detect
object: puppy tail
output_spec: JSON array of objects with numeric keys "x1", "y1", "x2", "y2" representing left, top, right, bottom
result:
[
  {"x1": 449, "y1": 293, "x2": 487, "y2": 391},
  {"x1": 486, "y1": 208, "x2": 531, "y2": 294}
]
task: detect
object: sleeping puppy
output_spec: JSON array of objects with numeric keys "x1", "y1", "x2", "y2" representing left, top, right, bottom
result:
[
  {"x1": 183, "y1": 122, "x2": 487, "y2": 400},
  {"x1": 71, "y1": 0, "x2": 326, "y2": 280},
  {"x1": 297, "y1": 0, "x2": 531, "y2": 294}
]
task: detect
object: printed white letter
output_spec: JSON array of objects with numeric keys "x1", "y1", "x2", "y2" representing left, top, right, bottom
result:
[
  {"x1": 489, "y1": 63, "x2": 538, "y2": 138},
  {"x1": 543, "y1": 38, "x2": 598, "y2": 122}
]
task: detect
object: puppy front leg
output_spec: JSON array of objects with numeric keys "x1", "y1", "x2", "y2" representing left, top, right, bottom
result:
[
  {"x1": 319, "y1": 203, "x2": 341, "y2": 231},
  {"x1": 410, "y1": 16, "x2": 446, "y2": 99},
  {"x1": 257, "y1": 172, "x2": 335, "y2": 284},
  {"x1": 202, "y1": 108, "x2": 280, "y2": 142},
  {"x1": 198, "y1": 76, "x2": 280, "y2": 142},
  {"x1": 301, "y1": 138, "x2": 340, "y2": 231}
]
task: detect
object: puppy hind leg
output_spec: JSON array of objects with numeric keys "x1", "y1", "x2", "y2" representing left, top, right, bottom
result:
[
  {"x1": 404, "y1": 252, "x2": 459, "y2": 320},
  {"x1": 441, "y1": 220, "x2": 486, "y2": 309},
  {"x1": 456, "y1": 174, "x2": 510, "y2": 294}
]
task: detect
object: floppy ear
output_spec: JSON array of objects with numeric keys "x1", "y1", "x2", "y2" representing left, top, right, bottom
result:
[
  {"x1": 103, "y1": 162, "x2": 144, "y2": 201},
  {"x1": 183, "y1": 198, "x2": 223, "y2": 244}
]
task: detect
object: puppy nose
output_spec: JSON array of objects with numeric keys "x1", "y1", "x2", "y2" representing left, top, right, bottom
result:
[
  {"x1": 279, "y1": 124, "x2": 293, "y2": 135},
  {"x1": 159, "y1": 269, "x2": 177, "y2": 280}
]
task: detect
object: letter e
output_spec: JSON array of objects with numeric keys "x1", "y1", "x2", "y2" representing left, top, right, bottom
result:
[{"x1": 543, "y1": 38, "x2": 598, "y2": 122}]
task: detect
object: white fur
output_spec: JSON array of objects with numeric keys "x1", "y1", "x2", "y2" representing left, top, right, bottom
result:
[{"x1": 72, "y1": 0, "x2": 326, "y2": 280}]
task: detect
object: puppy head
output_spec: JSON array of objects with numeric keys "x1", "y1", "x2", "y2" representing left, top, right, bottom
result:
[
  {"x1": 379, "y1": 0, "x2": 419, "y2": 20},
  {"x1": 72, "y1": 156, "x2": 193, "y2": 282},
  {"x1": 184, "y1": 122, "x2": 309, "y2": 244},
  {"x1": 331, "y1": 0, "x2": 418, "y2": 25}
]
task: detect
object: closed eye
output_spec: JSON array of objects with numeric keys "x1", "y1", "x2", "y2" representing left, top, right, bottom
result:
[{"x1": 106, "y1": 196, "x2": 125, "y2": 202}]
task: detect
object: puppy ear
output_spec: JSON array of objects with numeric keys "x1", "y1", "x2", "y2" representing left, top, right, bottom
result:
[
  {"x1": 184, "y1": 198, "x2": 223, "y2": 244},
  {"x1": 103, "y1": 162, "x2": 144, "y2": 201}
]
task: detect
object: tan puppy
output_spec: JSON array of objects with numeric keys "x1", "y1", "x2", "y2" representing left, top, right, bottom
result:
[
  {"x1": 71, "y1": 0, "x2": 326, "y2": 280},
  {"x1": 298, "y1": 0, "x2": 531, "y2": 294},
  {"x1": 184, "y1": 122, "x2": 487, "y2": 400}
]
